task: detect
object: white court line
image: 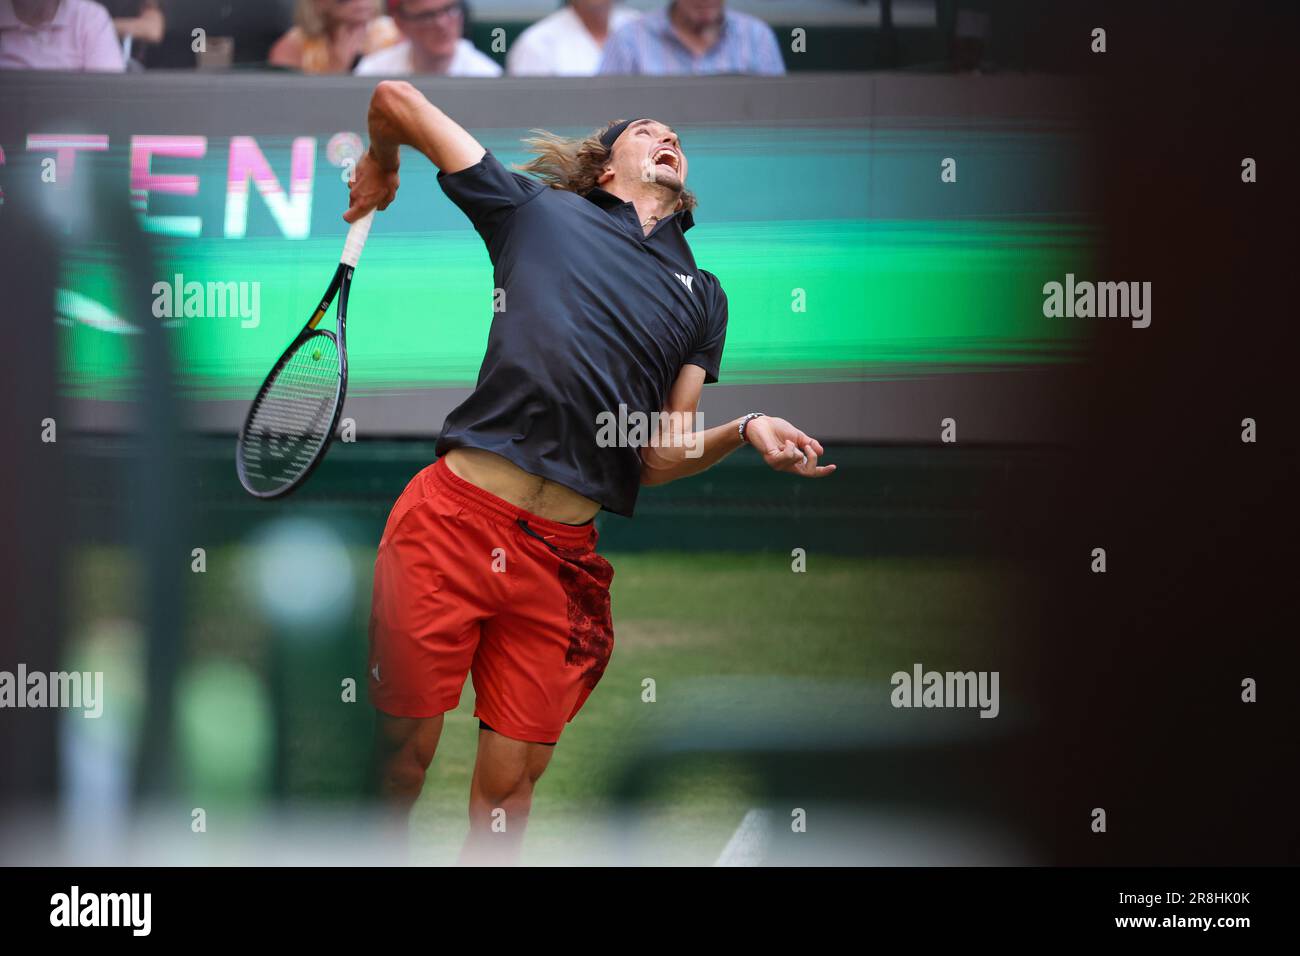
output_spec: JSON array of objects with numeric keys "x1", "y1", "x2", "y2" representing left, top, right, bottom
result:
[{"x1": 713, "y1": 808, "x2": 771, "y2": 867}]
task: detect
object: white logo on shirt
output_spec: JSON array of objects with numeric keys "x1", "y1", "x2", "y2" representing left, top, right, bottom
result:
[{"x1": 674, "y1": 272, "x2": 695, "y2": 294}]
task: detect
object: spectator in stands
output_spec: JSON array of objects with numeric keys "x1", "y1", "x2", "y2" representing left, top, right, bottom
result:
[
  {"x1": 355, "y1": 0, "x2": 499, "y2": 77},
  {"x1": 506, "y1": 0, "x2": 639, "y2": 77},
  {"x1": 98, "y1": 0, "x2": 162, "y2": 44},
  {"x1": 144, "y1": 0, "x2": 293, "y2": 69},
  {"x1": 598, "y1": 0, "x2": 784, "y2": 76},
  {"x1": 270, "y1": 0, "x2": 400, "y2": 74},
  {"x1": 94, "y1": 0, "x2": 164, "y2": 68},
  {"x1": 0, "y1": 0, "x2": 125, "y2": 70}
]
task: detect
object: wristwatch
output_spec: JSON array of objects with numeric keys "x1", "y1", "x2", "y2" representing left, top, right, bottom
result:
[{"x1": 738, "y1": 412, "x2": 766, "y2": 444}]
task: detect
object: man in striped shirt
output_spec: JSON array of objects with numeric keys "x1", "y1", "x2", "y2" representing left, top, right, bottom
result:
[{"x1": 598, "y1": 0, "x2": 785, "y2": 76}]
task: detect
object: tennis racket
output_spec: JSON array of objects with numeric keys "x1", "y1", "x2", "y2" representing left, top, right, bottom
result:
[{"x1": 235, "y1": 210, "x2": 374, "y2": 499}]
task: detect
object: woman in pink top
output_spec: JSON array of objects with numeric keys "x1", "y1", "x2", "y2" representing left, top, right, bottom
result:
[
  {"x1": 0, "y1": 0, "x2": 125, "y2": 71},
  {"x1": 269, "y1": 0, "x2": 400, "y2": 74}
]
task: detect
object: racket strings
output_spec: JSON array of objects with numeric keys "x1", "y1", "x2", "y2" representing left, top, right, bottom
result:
[{"x1": 240, "y1": 333, "x2": 341, "y2": 492}]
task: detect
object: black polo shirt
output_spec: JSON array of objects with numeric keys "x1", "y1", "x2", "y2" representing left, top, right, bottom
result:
[{"x1": 432, "y1": 150, "x2": 729, "y2": 517}]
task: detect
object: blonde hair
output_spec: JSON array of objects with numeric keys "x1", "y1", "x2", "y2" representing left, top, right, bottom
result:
[
  {"x1": 515, "y1": 120, "x2": 698, "y2": 214},
  {"x1": 295, "y1": 0, "x2": 384, "y2": 39}
]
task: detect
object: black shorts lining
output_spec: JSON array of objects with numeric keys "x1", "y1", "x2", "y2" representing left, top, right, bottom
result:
[{"x1": 478, "y1": 719, "x2": 556, "y2": 745}]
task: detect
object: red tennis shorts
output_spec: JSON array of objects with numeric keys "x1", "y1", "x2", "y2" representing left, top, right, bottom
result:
[{"x1": 367, "y1": 457, "x2": 615, "y2": 744}]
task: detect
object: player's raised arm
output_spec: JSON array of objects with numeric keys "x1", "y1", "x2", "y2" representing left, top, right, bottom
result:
[
  {"x1": 640, "y1": 365, "x2": 836, "y2": 485},
  {"x1": 344, "y1": 81, "x2": 486, "y2": 223}
]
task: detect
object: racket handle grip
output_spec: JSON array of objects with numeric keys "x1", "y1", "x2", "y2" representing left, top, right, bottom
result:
[{"x1": 341, "y1": 210, "x2": 375, "y2": 267}]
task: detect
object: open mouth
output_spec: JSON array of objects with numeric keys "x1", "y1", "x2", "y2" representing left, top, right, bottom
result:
[{"x1": 651, "y1": 147, "x2": 680, "y2": 174}]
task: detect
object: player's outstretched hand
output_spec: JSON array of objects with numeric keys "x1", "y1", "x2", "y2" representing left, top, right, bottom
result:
[
  {"x1": 746, "y1": 416, "x2": 836, "y2": 478},
  {"x1": 344, "y1": 148, "x2": 399, "y2": 223}
]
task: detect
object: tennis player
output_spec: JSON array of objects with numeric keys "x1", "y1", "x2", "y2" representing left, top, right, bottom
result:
[{"x1": 345, "y1": 80, "x2": 835, "y2": 864}]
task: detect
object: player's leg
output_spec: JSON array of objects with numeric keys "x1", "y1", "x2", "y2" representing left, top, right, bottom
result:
[
  {"x1": 366, "y1": 462, "x2": 489, "y2": 845},
  {"x1": 459, "y1": 725, "x2": 555, "y2": 865},
  {"x1": 372, "y1": 711, "x2": 445, "y2": 813},
  {"x1": 369, "y1": 712, "x2": 447, "y2": 862},
  {"x1": 457, "y1": 518, "x2": 615, "y2": 864}
]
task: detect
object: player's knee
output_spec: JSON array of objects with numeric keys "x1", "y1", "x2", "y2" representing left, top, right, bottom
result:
[
  {"x1": 474, "y1": 768, "x2": 540, "y2": 813},
  {"x1": 380, "y1": 752, "x2": 429, "y2": 800},
  {"x1": 526, "y1": 760, "x2": 548, "y2": 787},
  {"x1": 373, "y1": 714, "x2": 442, "y2": 797}
]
